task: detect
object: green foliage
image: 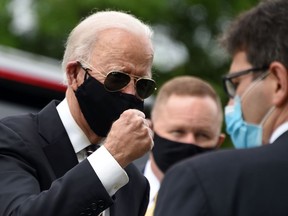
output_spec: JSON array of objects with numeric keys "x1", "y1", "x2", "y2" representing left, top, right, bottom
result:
[{"x1": 0, "y1": 0, "x2": 261, "y2": 148}]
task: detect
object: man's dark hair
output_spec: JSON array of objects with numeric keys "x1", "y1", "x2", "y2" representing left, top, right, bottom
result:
[{"x1": 220, "y1": 0, "x2": 288, "y2": 69}]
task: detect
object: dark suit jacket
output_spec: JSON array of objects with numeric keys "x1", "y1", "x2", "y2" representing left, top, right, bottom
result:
[
  {"x1": 154, "y1": 131, "x2": 288, "y2": 216},
  {"x1": 0, "y1": 100, "x2": 149, "y2": 216},
  {"x1": 133, "y1": 153, "x2": 149, "y2": 173}
]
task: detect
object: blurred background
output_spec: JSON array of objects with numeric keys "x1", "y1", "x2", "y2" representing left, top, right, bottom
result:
[{"x1": 0, "y1": 0, "x2": 260, "y2": 147}]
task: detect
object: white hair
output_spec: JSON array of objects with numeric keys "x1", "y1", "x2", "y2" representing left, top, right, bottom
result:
[{"x1": 62, "y1": 10, "x2": 153, "y2": 82}]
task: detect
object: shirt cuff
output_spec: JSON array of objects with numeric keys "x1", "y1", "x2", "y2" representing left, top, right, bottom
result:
[{"x1": 87, "y1": 145, "x2": 129, "y2": 196}]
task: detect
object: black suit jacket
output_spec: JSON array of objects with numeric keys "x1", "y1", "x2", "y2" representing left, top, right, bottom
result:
[
  {"x1": 133, "y1": 153, "x2": 149, "y2": 173},
  {"x1": 0, "y1": 100, "x2": 149, "y2": 216},
  {"x1": 154, "y1": 130, "x2": 288, "y2": 216}
]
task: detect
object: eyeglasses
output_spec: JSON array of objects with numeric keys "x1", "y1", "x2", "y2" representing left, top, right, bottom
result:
[
  {"x1": 77, "y1": 61, "x2": 156, "y2": 99},
  {"x1": 222, "y1": 66, "x2": 269, "y2": 98}
]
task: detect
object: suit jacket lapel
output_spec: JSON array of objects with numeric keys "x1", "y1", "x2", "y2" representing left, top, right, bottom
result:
[{"x1": 38, "y1": 100, "x2": 78, "y2": 178}]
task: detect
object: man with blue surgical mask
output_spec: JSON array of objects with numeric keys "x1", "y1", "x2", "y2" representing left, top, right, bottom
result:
[
  {"x1": 154, "y1": 1, "x2": 288, "y2": 215},
  {"x1": 223, "y1": 65, "x2": 275, "y2": 148}
]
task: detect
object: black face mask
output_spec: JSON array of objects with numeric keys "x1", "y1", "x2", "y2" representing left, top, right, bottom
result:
[
  {"x1": 75, "y1": 76, "x2": 144, "y2": 137},
  {"x1": 152, "y1": 133, "x2": 215, "y2": 173}
]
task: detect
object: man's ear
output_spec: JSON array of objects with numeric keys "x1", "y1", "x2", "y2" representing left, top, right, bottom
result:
[
  {"x1": 66, "y1": 61, "x2": 82, "y2": 90},
  {"x1": 216, "y1": 133, "x2": 226, "y2": 148},
  {"x1": 270, "y1": 62, "x2": 288, "y2": 106}
]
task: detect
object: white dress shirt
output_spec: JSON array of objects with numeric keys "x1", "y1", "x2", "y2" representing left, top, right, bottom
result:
[
  {"x1": 269, "y1": 121, "x2": 288, "y2": 143},
  {"x1": 143, "y1": 159, "x2": 160, "y2": 208},
  {"x1": 56, "y1": 98, "x2": 129, "y2": 216}
]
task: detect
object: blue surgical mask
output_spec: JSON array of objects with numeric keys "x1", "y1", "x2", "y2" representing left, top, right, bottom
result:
[
  {"x1": 224, "y1": 72, "x2": 274, "y2": 148},
  {"x1": 225, "y1": 96, "x2": 263, "y2": 148}
]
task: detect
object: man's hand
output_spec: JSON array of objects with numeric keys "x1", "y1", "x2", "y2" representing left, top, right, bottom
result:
[{"x1": 104, "y1": 109, "x2": 153, "y2": 168}]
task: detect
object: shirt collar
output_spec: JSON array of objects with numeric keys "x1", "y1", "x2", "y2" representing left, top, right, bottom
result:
[
  {"x1": 56, "y1": 98, "x2": 90, "y2": 154},
  {"x1": 143, "y1": 159, "x2": 160, "y2": 206},
  {"x1": 269, "y1": 122, "x2": 288, "y2": 143}
]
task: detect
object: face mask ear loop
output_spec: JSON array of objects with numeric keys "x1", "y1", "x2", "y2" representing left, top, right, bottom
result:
[
  {"x1": 240, "y1": 70, "x2": 274, "y2": 128},
  {"x1": 240, "y1": 70, "x2": 270, "y2": 103},
  {"x1": 260, "y1": 106, "x2": 275, "y2": 127}
]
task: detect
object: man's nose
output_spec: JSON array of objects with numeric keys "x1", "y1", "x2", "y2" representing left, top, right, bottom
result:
[
  {"x1": 184, "y1": 133, "x2": 196, "y2": 144},
  {"x1": 122, "y1": 79, "x2": 137, "y2": 96}
]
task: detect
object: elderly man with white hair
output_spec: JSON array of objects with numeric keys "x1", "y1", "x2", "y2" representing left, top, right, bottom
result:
[{"x1": 0, "y1": 10, "x2": 156, "y2": 216}]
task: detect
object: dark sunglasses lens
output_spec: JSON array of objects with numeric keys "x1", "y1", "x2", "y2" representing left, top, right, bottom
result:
[
  {"x1": 104, "y1": 72, "x2": 131, "y2": 91},
  {"x1": 136, "y1": 79, "x2": 156, "y2": 99}
]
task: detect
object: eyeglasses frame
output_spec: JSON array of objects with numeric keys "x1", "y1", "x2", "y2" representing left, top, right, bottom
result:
[{"x1": 222, "y1": 66, "x2": 269, "y2": 98}]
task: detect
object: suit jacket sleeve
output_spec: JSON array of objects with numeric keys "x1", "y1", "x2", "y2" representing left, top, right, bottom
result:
[
  {"x1": 0, "y1": 121, "x2": 113, "y2": 216},
  {"x1": 154, "y1": 159, "x2": 209, "y2": 216}
]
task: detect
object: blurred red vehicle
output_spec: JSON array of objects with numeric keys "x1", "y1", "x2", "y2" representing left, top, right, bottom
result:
[{"x1": 0, "y1": 45, "x2": 66, "y2": 118}]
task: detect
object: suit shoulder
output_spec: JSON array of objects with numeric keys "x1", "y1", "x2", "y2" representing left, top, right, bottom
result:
[
  {"x1": 168, "y1": 145, "x2": 282, "y2": 183},
  {"x1": 0, "y1": 113, "x2": 36, "y2": 131},
  {"x1": 168, "y1": 147, "x2": 261, "y2": 175}
]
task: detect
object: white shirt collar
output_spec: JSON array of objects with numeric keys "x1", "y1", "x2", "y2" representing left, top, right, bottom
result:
[
  {"x1": 56, "y1": 98, "x2": 90, "y2": 154},
  {"x1": 269, "y1": 122, "x2": 288, "y2": 143},
  {"x1": 143, "y1": 159, "x2": 160, "y2": 207}
]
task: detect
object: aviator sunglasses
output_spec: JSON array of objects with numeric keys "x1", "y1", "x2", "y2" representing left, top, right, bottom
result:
[{"x1": 77, "y1": 61, "x2": 156, "y2": 99}]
